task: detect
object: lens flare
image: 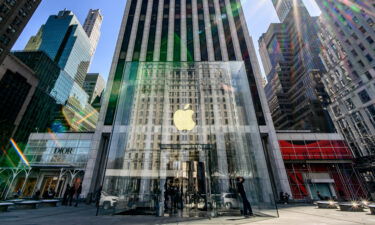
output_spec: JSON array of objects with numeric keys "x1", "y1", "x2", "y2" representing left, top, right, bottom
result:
[
  {"x1": 10, "y1": 138, "x2": 30, "y2": 167},
  {"x1": 76, "y1": 111, "x2": 96, "y2": 125}
]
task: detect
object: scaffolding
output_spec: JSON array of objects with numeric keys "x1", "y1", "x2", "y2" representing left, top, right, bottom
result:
[{"x1": 285, "y1": 161, "x2": 367, "y2": 202}]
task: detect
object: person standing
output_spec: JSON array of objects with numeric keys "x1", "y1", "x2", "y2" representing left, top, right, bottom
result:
[
  {"x1": 33, "y1": 189, "x2": 41, "y2": 200},
  {"x1": 74, "y1": 183, "x2": 82, "y2": 207},
  {"x1": 237, "y1": 177, "x2": 253, "y2": 217},
  {"x1": 283, "y1": 192, "x2": 290, "y2": 204},
  {"x1": 279, "y1": 192, "x2": 285, "y2": 204}
]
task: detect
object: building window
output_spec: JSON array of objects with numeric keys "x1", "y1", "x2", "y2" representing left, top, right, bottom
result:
[
  {"x1": 332, "y1": 106, "x2": 342, "y2": 117},
  {"x1": 365, "y1": 71, "x2": 372, "y2": 80},
  {"x1": 365, "y1": 54, "x2": 373, "y2": 62},
  {"x1": 358, "y1": 43, "x2": 365, "y2": 51},
  {"x1": 367, "y1": 36, "x2": 374, "y2": 44},
  {"x1": 359, "y1": 26, "x2": 367, "y2": 33},
  {"x1": 358, "y1": 90, "x2": 371, "y2": 103},
  {"x1": 351, "y1": 49, "x2": 358, "y2": 56},
  {"x1": 345, "y1": 98, "x2": 355, "y2": 110},
  {"x1": 367, "y1": 18, "x2": 374, "y2": 27},
  {"x1": 0, "y1": 34, "x2": 10, "y2": 45},
  {"x1": 365, "y1": 105, "x2": 375, "y2": 128}
]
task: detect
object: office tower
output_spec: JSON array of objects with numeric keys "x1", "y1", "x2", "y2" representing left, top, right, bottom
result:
[
  {"x1": 82, "y1": 0, "x2": 291, "y2": 217},
  {"x1": 315, "y1": 0, "x2": 375, "y2": 198},
  {"x1": 83, "y1": 73, "x2": 105, "y2": 104},
  {"x1": 271, "y1": 0, "x2": 304, "y2": 22},
  {"x1": 0, "y1": 0, "x2": 41, "y2": 65},
  {"x1": 24, "y1": 25, "x2": 43, "y2": 51},
  {"x1": 260, "y1": 5, "x2": 334, "y2": 132},
  {"x1": 83, "y1": 9, "x2": 103, "y2": 56},
  {"x1": 0, "y1": 54, "x2": 38, "y2": 160},
  {"x1": 25, "y1": 10, "x2": 92, "y2": 87},
  {"x1": 14, "y1": 51, "x2": 99, "y2": 133}
]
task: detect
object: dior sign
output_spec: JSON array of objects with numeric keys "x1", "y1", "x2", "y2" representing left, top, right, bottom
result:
[{"x1": 53, "y1": 147, "x2": 74, "y2": 154}]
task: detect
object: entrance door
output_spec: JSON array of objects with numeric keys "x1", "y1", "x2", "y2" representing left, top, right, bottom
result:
[
  {"x1": 309, "y1": 183, "x2": 333, "y2": 200},
  {"x1": 161, "y1": 147, "x2": 211, "y2": 217},
  {"x1": 40, "y1": 176, "x2": 59, "y2": 198}
]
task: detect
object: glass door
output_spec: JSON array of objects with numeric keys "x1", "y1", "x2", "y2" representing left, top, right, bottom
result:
[{"x1": 159, "y1": 147, "x2": 211, "y2": 217}]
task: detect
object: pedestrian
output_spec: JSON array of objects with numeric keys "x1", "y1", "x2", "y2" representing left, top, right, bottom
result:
[
  {"x1": 283, "y1": 192, "x2": 290, "y2": 204},
  {"x1": 62, "y1": 184, "x2": 70, "y2": 205},
  {"x1": 43, "y1": 190, "x2": 49, "y2": 199},
  {"x1": 33, "y1": 189, "x2": 41, "y2": 200},
  {"x1": 279, "y1": 191, "x2": 284, "y2": 203},
  {"x1": 236, "y1": 177, "x2": 253, "y2": 217},
  {"x1": 74, "y1": 183, "x2": 82, "y2": 207},
  {"x1": 95, "y1": 186, "x2": 102, "y2": 208},
  {"x1": 16, "y1": 189, "x2": 22, "y2": 198},
  {"x1": 68, "y1": 185, "x2": 75, "y2": 206}
]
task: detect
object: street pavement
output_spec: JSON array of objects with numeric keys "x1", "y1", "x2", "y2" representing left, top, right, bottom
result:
[{"x1": 0, "y1": 204, "x2": 374, "y2": 225}]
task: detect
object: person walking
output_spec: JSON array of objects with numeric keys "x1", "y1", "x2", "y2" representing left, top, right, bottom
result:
[
  {"x1": 237, "y1": 177, "x2": 253, "y2": 217},
  {"x1": 62, "y1": 184, "x2": 70, "y2": 205},
  {"x1": 74, "y1": 183, "x2": 82, "y2": 207},
  {"x1": 95, "y1": 186, "x2": 102, "y2": 208},
  {"x1": 68, "y1": 185, "x2": 75, "y2": 206}
]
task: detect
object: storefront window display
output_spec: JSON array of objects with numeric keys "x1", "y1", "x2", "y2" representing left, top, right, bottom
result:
[{"x1": 99, "y1": 62, "x2": 277, "y2": 217}]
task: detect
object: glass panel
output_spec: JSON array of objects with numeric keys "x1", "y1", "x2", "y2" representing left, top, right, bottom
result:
[{"x1": 99, "y1": 62, "x2": 277, "y2": 218}]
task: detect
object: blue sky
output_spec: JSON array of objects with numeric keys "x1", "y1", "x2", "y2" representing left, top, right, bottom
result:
[{"x1": 13, "y1": 0, "x2": 321, "y2": 80}]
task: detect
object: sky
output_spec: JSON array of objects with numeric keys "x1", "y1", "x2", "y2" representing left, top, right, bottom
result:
[{"x1": 13, "y1": 0, "x2": 321, "y2": 81}]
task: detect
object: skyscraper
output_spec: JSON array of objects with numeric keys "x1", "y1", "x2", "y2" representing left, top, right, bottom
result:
[
  {"x1": 260, "y1": 5, "x2": 334, "y2": 132},
  {"x1": 83, "y1": 0, "x2": 290, "y2": 217},
  {"x1": 271, "y1": 0, "x2": 304, "y2": 22},
  {"x1": 315, "y1": 0, "x2": 375, "y2": 198},
  {"x1": 83, "y1": 73, "x2": 105, "y2": 104},
  {"x1": 0, "y1": 0, "x2": 41, "y2": 65},
  {"x1": 83, "y1": 9, "x2": 103, "y2": 56},
  {"x1": 25, "y1": 10, "x2": 92, "y2": 87},
  {"x1": 0, "y1": 54, "x2": 38, "y2": 156}
]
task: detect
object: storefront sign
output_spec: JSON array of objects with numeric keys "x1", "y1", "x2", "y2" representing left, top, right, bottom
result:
[{"x1": 53, "y1": 147, "x2": 74, "y2": 154}]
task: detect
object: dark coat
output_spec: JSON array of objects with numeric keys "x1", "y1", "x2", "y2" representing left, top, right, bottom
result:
[
  {"x1": 237, "y1": 181, "x2": 247, "y2": 199},
  {"x1": 77, "y1": 185, "x2": 82, "y2": 195}
]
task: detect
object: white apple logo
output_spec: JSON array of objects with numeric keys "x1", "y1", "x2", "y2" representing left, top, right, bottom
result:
[{"x1": 173, "y1": 104, "x2": 196, "y2": 131}]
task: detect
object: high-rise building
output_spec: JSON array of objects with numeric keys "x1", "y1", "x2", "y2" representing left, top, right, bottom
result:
[
  {"x1": 271, "y1": 0, "x2": 304, "y2": 22},
  {"x1": 83, "y1": 73, "x2": 105, "y2": 104},
  {"x1": 260, "y1": 5, "x2": 334, "y2": 132},
  {"x1": 14, "y1": 51, "x2": 99, "y2": 133},
  {"x1": 0, "y1": 0, "x2": 41, "y2": 65},
  {"x1": 83, "y1": 9, "x2": 103, "y2": 56},
  {"x1": 0, "y1": 54, "x2": 38, "y2": 157},
  {"x1": 24, "y1": 25, "x2": 44, "y2": 51},
  {"x1": 25, "y1": 10, "x2": 93, "y2": 87},
  {"x1": 315, "y1": 0, "x2": 375, "y2": 198},
  {"x1": 83, "y1": 0, "x2": 291, "y2": 217}
]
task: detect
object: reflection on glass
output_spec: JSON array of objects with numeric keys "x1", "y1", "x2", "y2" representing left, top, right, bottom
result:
[{"x1": 99, "y1": 62, "x2": 277, "y2": 218}]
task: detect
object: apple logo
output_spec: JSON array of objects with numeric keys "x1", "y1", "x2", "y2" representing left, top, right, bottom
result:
[{"x1": 173, "y1": 104, "x2": 196, "y2": 131}]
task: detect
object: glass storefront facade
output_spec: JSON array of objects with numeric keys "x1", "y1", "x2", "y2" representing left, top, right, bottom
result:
[
  {"x1": 99, "y1": 62, "x2": 277, "y2": 217},
  {"x1": 0, "y1": 133, "x2": 93, "y2": 200}
]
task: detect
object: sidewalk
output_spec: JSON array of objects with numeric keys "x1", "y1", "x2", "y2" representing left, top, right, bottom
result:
[{"x1": 0, "y1": 204, "x2": 374, "y2": 225}]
